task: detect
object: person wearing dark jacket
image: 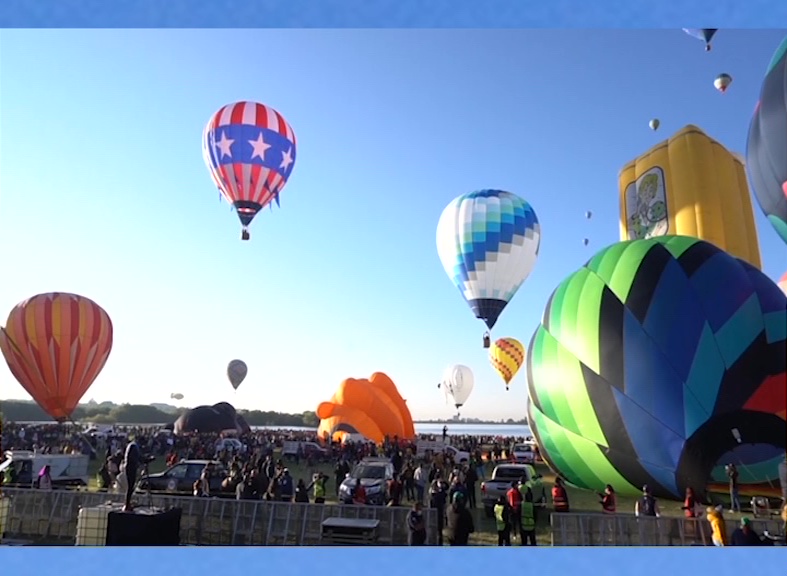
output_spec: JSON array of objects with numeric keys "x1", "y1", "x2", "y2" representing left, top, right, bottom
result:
[
  {"x1": 445, "y1": 492, "x2": 475, "y2": 546},
  {"x1": 731, "y1": 518, "x2": 764, "y2": 546},
  {"x1": 406, "y1": 502, "x2": 427, "y2": 545}
]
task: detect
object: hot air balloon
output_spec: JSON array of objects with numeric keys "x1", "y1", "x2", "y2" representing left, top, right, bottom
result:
[
  {"x1": 619, "y1": 125, "x2": 762, "y2": 269},
  {"x1": 436, "y1": 190, "x2": 541, "y2": 348},
  {"x1": 583, "y1": 238, "x2": 590, "y2": 246},
  {"x1": 527, "y1": 236, "x2": 786, "y2": 500},
  {"x1": 649, "y1": 119, "x2": 660, "y2": 131},
  {"x1": 489, "y1": 337, "x2": 525, "y2": 391},
  {"x1": 170, "y1": 393, "x2": 184, "y2": 400},
  {"x1": 746, "y1": 36, "x2": 787, "y2": 247},
  {"x1": 173, "y1": 402, "x2": 250, "y2": 435},
  {"x1": 441, "y1": 365, "x2": 475, "y2": 413},
  {"x1": 683, "y1": 28, "x2": 718, "y2": 51},
  {"x1": 778, "y1": 272, "x2": 787, "y2": 296},
  {"x1": 0, "y1": 293, "x2": 113, "y2": 422},
  {"x1": 203, "y1": 101, "x2": 297, "y2": 241},
  {"x1": 585, "y1": 211, "x2": 593, "y2": 219},
  {"x1": 316, "y1": 372, "x2": 415, "y2": 443},
  {"x1": 714, "y1": 73, "x2": 732, "y2": 94},
  {"x1": 227, "y1": 359, "x2": 248, "y2": 391}
]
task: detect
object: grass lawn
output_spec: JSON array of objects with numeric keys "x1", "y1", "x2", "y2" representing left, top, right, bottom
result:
[{"x1": 80, "y1": 452, "x2": 752, "y2": 546}]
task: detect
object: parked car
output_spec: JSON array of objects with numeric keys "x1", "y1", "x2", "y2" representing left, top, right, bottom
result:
[
  {"x1": 510, "y1": 442, "x2": 537, "y2": 464},
  {"x1": 281, "y1": 441, "x2": 329, "y2": 462},
  {"x1": 338, "y1": 458, "x2": 394, "y2": 506},
  {"x1": 480, "y1": 463, "x2": 547, "y2": 517},
  {"x1": 136, "y1": 460, "x2": 229, "y2": 496}
]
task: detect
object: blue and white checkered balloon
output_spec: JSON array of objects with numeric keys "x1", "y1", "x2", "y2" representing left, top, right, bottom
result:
[{"x1": 436, "y1": 190, "x2": 541, "y2": 330}]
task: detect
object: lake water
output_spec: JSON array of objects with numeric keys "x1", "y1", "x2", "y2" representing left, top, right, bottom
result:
[{"x1": 251, "y1": 423, "x2": 531, "y2": 438}]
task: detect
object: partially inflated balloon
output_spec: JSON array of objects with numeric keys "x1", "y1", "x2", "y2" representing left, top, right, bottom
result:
[
  {"x1": 746, "y1": 37, "x2": 787, "y2": 246},
  {"x1": 489, "y1": 338, "x2": 525, "y2": 390},
  {"x1": 441, "y1": 364, "x2": 474, "y2": 409},
  {"x1": 527, "y1": 236, "x2": 786, "y2": 499},
  {"x1": 436, "y1": 190, "x2": 540, "y2": 333},
  {"x1": 227, "y1": 359, "x2": 248, "y2": 390},
  {"x1": 0, "y1": 293, "x2": 113, "y2": 422}
]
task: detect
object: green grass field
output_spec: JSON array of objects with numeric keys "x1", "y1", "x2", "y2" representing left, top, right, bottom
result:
[{"x1": 84, "y1": 453, "x2": 748, "y2": 546}]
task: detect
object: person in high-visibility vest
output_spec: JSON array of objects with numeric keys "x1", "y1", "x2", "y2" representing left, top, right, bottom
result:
[
  {"x1": 308, "y1": 472, "x2": 328, "y2": 504},
  {"x1": 520, "y1": 488, "x2": 537, "y2": 546},
  {"x1": 493, "y1": 495, "x2": 511, "y2": 546}
]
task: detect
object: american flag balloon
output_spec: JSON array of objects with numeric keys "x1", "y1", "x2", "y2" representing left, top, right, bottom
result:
[{"x1": 203, "y1": 101, "x2": 297, "y2": 240}]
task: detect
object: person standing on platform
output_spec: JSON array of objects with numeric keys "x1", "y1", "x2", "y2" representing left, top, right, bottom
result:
[{"x1": 122, "y1": 437, "x2": 141, "y2": 512}]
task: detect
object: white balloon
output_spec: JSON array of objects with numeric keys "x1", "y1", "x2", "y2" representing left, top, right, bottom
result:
[{"x1": 441, "y1": 364, "x2": 474, "y2": 408}]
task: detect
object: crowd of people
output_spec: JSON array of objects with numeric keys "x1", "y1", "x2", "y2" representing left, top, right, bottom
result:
[{"x1": 2, "y1": 421, "x2": 785, "y2": 546}]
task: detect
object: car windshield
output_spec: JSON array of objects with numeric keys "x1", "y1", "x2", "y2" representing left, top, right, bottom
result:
[
  {"x1": 514, "y1": 445, "x2": 533, "y2": 452},
  {"x1": 351, "y1": 465, "x2": 387, "y2": 479},
  {"x1": 495, "y1": 467, "x2": 528, "y2": 480}
]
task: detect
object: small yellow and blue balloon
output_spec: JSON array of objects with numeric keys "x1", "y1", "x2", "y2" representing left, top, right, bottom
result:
[{"x1": 489, "y1": 337, "x2": 525, "y2": 391}]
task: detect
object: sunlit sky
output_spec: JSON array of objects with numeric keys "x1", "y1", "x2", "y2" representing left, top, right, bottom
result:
[{"x1": 1, "y1": 29, "x2": 785, "y2": 420}]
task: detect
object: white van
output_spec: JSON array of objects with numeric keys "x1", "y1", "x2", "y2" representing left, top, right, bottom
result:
[{"x1": 0, "y1": 450, "x2": 90, "y2": 487}]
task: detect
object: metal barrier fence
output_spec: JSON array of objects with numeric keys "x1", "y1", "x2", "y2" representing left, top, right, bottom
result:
[
  {"x1": 551, "y1": 511, "x2": 784, "y2": 546},
  {"x1": 0, "y1": 488, "x2": 439, "y2": 545}
]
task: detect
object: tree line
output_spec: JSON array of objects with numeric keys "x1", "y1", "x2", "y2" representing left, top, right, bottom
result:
[{"x1": 0, "y1": 400, "x2": 320, "y2": 427}]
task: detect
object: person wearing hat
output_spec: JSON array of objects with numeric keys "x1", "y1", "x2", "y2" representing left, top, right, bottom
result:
[
  {"x1": 731, "y1": 517, "x2": 764, "y2": 546},
  {"x1": 445, "y1": 491, "x2": 475, "y2": 546},
  {"x1": 634, "y1": 485, "x2": 660, "y2": 518}
]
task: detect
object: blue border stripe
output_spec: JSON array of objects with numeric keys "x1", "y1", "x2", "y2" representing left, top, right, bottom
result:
[
  {"x1": 0, "y1": 0, "x2": 785, "y2": 27},
  {"x1": 2, "y1": 1, "x2": 787, "y2": 575}
]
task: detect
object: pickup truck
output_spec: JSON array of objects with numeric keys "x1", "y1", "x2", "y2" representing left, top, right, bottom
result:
[
  {"x1": 479, "y1": 463, "x2": 547, "y2": 518},
  {"x1": 281, "y1": 441, "x2": 330, "y2": 463}
]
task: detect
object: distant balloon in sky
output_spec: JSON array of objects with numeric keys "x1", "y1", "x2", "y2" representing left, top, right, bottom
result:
[
  {"x1": 436, "y1": 190, "x2": 540, "y2": 348},
  {"x1": 170, "y1": 393, "x2": 184, "y2": 401},
  {"x1": 585, "y1": 211, "x2": 593, "y2": 219},
  {"x1": 227, "y1": 359, "x2": 248, "y2": 391},
  {"x1": 683, "y1": 28, "x2": 718, "y2": 51},
  {"x1": 441, "y1": 364, "x2": 474, "y2": 411},
  {"x1": 649, "y1": 118, "x2": 660, "y2": 131},
  {"x1": 203, "y1": 101, "x2": 297, "y2": 241},
  {"x1": 746, "y1": 36, "x2": 787, "y2": 247},
  {"x1": 714, "y1": 73, "x2": 733, "y2": 94},
  {"x1": 583, "y1": 238, "x2": 590, "y2": 246}
]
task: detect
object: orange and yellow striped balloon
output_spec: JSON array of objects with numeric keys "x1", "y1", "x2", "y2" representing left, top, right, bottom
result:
[
  {"x1": 489, "y1": 337, "x2": 525, "y2": 390},
  {"x1": 0, "y1": 292, "x2": 113, "y2": 422}
]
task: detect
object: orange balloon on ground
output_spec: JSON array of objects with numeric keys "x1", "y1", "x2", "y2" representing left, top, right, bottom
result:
[
  {"x1": 0, "y1": 292, "x2": 113, "y2": 422},
  {"x1": 316, "y1": 372, "x2": 414, "y2": 443}
]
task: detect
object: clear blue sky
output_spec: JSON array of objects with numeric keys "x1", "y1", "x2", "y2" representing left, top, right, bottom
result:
[{"x1": 1, "y1": 29, "x2": 785, "y2": 420}]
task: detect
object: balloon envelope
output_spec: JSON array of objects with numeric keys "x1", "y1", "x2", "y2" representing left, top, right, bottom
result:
[
  {"x1": 0, "y1": 293, "x2": 113, "y2": 422},
  {"x1": 714, "y1": 73, "x2": 732, "y2": 93},
  {"x1": 173, "y1": 403, "x2": 250, "y2": 435},
  {"x1": 170, "y1": 393, "x2": 184, "y2": 400},
  {"x1": 489, "y1": 338, "x2": 525, "y2": 388},
  {"x1": 316, "y1": 372, "x2": 414, "y2": 443},
  {"x1": 203, "y1": 101, "x2": 297, "y2": 233},
  {"x1": 527, "y1": 236, "x2": 786, "y2": 499},
  {"x1": 745, "y1": 36, "x2": 787, "y2": 246},
  {"x1": 778, "y1": 272, "x2": 787, "y2": 296},
  {"x1": 227, "y1": 359, "x2": 248, "y2": 390},
  {"x1": 436, "y1": 190, "x2": 541, "y2": 330},
  {"x1": 683, "y1": 28, "x2": 718, "y2": 47},
  {"x1": 441, "y1": 364, "x2": 475, "y2": 408},
  {"x1": 649, "y1": 119, "x2": 660, "y2": 131}
]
